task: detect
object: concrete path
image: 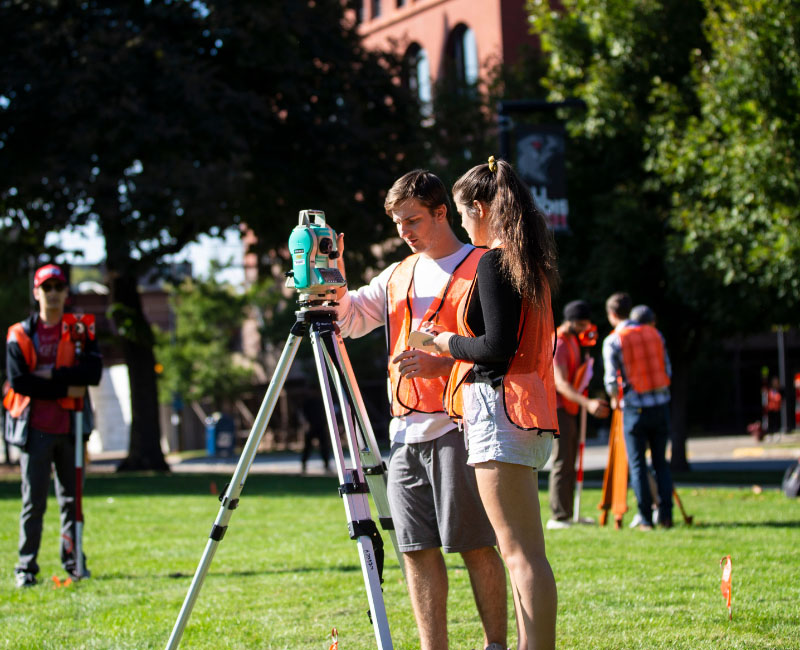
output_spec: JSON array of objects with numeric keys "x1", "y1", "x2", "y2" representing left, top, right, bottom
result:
[{"x1": 159, "y1": 431, "x2": 800, "y2": 479}]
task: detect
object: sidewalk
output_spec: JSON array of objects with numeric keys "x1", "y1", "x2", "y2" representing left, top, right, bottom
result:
[
  {"x1": 4, "y1": 432, "x2": 796, "y2": 480},
  {"x1": 159, "y1": 431, "x2": 800, "y2": 478}
]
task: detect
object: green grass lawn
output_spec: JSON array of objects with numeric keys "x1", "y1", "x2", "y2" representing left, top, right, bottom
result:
[{"x1": 0, "y1": 472, "x2": 798, "y2": 649}]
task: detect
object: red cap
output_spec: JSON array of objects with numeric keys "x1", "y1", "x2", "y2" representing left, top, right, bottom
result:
[{"x1": 33, "y1": 264, "x2": 67, "y2": 289}]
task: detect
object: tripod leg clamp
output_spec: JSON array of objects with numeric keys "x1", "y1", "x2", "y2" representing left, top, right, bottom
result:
[
  {"x1": 349, "y1": 519, "x2": 385, "y2": 584},
  {"x1": 210, "y1": 524, "x2": 227, "y2": 541}
]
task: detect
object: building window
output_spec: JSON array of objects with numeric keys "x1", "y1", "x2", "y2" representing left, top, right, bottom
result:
[
  {"x1": 404, "y1": 44, "x2": 432, "y2": 118},
  {"x1": 397, "y1": 0, "x2": 406, "y2": 7},
  {"x1": 445, "y1": 24, "x2": 479, "y2": 86},
  {"x1": 371, "y1": 0, "x2": 381, "y2": 19}
]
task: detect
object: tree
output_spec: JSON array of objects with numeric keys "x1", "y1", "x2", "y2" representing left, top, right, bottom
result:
[
  {"x1": 154, "y1": 272, "x2": 265, "y2": 413},
  {"x1": 526, "y1": 0, "x2": 711, "y2": 467},
  {"x1": 525, "y1": 0, "x2": 800, "y2": 460},
  {"x1": 0, "y1": 1, "x2": 425, "y2": 469},
  {"x1": 650, "y1": 0, "x2": 800, "y2": 323}
]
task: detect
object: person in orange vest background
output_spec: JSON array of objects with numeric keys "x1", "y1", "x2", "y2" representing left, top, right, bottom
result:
[
  {"x1": 602, "y1": 292, "x2": 673, "y2": 531},
  {"x1": 4, "y1": 264, "x2": 102, "y2": 587},
  {"x1": 546, "y1": 300, "x2": 610, "y2": 530},
  {"x1": 335, "y1": 170, "x2": 507, "y2": 650},
  {"x1": 766, "y1": 376, "x2": 784, "y2": 434}
]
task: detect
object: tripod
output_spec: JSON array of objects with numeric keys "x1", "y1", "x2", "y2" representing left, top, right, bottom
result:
[{"x1": 165, "y1": 307, "x2": 402, "y2": 650}]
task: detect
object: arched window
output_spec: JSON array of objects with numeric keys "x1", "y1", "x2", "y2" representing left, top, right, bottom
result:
[
  {"x1": 404, "y1": 44, "x2": 432, "y2": 117},
  {"x1": 445, "y1": 24, "x2": 479, "y2": 86}
]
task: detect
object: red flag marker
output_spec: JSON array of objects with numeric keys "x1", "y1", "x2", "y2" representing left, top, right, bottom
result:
[
  {"x1": 720, "y1": 555, "x2": 732, "y2": 620},
  {"x1": 52, "y1": 575, "x2": 73, "y2": 589},
  {"x1": 328, "y1": 627, "x2": 338, "y2": 650}
]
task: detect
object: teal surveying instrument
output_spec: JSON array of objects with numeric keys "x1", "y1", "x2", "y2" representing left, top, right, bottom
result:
[
  {"x1": 166, "y1": 210, "x2": 401, "y2": 649},
  {"x1": 286, "y1": 209, "x2": 346, "y2": 304}
]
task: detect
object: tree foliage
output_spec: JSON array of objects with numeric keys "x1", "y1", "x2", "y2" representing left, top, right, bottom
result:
[
  {"x1": 522, "y1": 0, "x2": 800, "y2": 455},
  {"x1": 649, "y1": 0, "x2": 800, "y2": 323},
  {"x1": 154, "y1": 273, "x2": 261, "y2": 410},
  {"x1": 0, "y1": 0, "x2": 425, "y2": 468}
]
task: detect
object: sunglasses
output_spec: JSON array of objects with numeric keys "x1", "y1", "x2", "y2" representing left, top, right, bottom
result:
[{"x1": 40, "y1": 282, "x2": 66, "y2": 293}]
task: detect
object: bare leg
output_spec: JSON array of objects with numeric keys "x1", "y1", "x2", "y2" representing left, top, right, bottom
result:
[
  {"x1": 461, "y1": 546, "x2": 508, "y2": 648},
  {"x1": 404, "y1": 548, "x2": 449, "y2": 650},
  {"x1": 475, "y1": 462, "x2": 557, "y2": 650}
]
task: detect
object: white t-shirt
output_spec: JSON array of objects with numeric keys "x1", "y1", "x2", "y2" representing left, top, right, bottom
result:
[{"x1": 336, "y1": 244, "x2": 474, "y2": 444}]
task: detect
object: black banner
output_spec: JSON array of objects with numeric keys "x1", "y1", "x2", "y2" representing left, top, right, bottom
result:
[{"x1": 513, "y1": 124, "x2": 569, "y2": 231}]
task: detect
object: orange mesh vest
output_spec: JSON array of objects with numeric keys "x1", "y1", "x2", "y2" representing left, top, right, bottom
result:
[
  {"x1": 3, "y1": 321, "x2": 80, "y2": 417},
  {"x1": 555, "y1": 325, "x2": 584, "y2": 416},
  {"x1": 444, "y1": 278, "x2": 559, "y2": 431},
  {"x1": 617, "y1": 324, "x2": 670, "y2": 394},
  {"x1": 386, "y1": 248, "x2": 486, "y2": 417}
]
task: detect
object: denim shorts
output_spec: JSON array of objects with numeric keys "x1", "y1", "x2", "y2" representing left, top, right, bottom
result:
[{"x1": 463, "y1": 382, "x2": 554, "y2": 469}]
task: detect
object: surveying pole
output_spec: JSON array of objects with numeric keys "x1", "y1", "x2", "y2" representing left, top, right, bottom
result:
[{"x1": 62, "y1": 313, "x2": 95, "y2": 580}]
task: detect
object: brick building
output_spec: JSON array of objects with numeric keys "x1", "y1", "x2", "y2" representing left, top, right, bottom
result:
[{"x1": 356, "y1": 0, "x2": 537, "y2": 106}]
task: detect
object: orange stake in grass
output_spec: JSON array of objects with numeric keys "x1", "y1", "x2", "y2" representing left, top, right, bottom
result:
[
  {"x1": 720, "y1": 555, "x2": 733, "y2": 620},
  {"x1": 328, "y1": 627, "x2": 339, "y2": 650}
]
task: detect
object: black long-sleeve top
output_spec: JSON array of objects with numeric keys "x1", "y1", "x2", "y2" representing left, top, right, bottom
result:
[{"x1": 448, "y1": 248, "x2": 521, "y2": 386}]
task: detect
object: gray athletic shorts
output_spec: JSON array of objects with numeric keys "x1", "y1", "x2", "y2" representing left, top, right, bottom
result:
[{"x1": 387, "y1": 428, "x2": 496, "y2": 553}]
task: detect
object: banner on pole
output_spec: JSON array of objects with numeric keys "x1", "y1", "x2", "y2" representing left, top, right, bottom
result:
[{"x1": 513, "y1": 124, "x2": 569, "y2": 231}]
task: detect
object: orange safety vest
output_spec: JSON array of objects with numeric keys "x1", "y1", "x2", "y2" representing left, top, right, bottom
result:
[
  {"x1": 3, "y1": 320, "x2": 81, "y2": 419},
  {"x1": 386, "y1": 248, "x2": 486, "y2": 417},
  {"x1": 555, "y1": 325, "x2": 592, "y2": 416},
  {"x1": 444, "y1": 276, "x2": 558, "y2": 431},
  {"x1": 766, "y1": 389, "x2": 782, "y2": 412},
  {"x1": 617, "y1": 323, "x2": 670, "y2": 395}
]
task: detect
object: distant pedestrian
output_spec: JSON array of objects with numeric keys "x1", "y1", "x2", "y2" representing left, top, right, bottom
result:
[
  {"x1": 299, "y1": 391, "x2": 331, "y2": 474},
  {"x1": 603, "y1": 292, "x2": 673, "y2": 530},
  {"x1": 766, "y1": 376, "x2": 784, "y2": 434},
  {"x1": 4, "y1": 264, "x2": 102, "y2": 587}
]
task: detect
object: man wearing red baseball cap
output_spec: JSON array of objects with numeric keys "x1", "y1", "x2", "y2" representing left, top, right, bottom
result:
[{"x1": 4, "y1": 263, "x2": 102, "y2": 587}]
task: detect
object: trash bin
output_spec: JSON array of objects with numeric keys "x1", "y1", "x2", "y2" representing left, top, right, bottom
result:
[{"x1": 205, "y1": 412, "x2": 236, "y2": 457}]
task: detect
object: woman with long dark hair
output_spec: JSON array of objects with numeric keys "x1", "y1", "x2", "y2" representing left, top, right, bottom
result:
[{"x1": 433, "y1": 156, "x2": 559, "y2": 649}]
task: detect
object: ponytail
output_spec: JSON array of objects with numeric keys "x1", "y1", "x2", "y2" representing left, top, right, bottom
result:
[{"x1": 453, "y1": 157, "x2": 559, "y2": 306}]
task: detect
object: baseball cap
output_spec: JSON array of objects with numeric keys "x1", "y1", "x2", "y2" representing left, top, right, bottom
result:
[
  {"x1": 563, "y1": 300, "x2": 591, "y2": 322},
  {"x1": 33, "y1": 264, "x2": 67, "y2": 289},
  {"x1": 630, "y1": 304, "x2": 655, "y2": 324}
]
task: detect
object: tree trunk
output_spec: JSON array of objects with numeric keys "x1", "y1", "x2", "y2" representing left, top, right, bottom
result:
[
  {"x1": 110, "y1": 273, "x2": 170, "y2": 472},
  {"x1": 669, "y1": 353, "x2": 691, "y2": 472}
]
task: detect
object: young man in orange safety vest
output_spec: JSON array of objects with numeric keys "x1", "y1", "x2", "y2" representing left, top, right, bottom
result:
[
  {"x1": 4, "y1": 264, "x2": 102, "y2": 587},
  {"x1": 334, "y1": 170, "x2": 507, "y2": 650},
  {"x1": 602, "y1": 292, "x2": 673, "y2": 530},
  {"x1": 546, "y1": 300, "x2": 609, "y2": 529}
]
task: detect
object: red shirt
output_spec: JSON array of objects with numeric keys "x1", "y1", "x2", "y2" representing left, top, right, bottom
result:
[
  {"x1": 554, "y1": 329, "x2": 580, "y2": 410},
  {"x1": 30, "y1": 319, "x2": 70, "y2": 434}
]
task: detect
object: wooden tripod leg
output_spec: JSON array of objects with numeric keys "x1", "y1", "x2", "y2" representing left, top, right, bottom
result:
[{"x1": 598, "y1": 409, "x2": 629, "y2": 528}]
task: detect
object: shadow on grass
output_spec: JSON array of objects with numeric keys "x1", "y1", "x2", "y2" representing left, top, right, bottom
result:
[
  {"x1": 84, "y1": 565, "x2": 365, "y2": 582},
  {"x1": 164, "y1": 564, "x2": 365, "y2": 579},
  {"x1": 690, "y1": 520, "x2": 800, "y2": 529},
  {"x1": 0, "y1": 473, "x2": 340, "y2": 500}
]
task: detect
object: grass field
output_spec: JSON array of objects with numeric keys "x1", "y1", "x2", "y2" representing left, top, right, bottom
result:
[{"x1": 0, "y1": 471, "x2": 798, "y2": 649}]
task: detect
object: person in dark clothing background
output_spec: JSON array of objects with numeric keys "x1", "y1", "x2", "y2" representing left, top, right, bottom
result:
[{"x1": 4, "y1": 264, "x2": 102, "y2": 587}]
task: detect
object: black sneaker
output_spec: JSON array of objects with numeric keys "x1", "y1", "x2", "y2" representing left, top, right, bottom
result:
[
  {"x1": 15, "y1": 572, "x2": 37, "y2": 588},
  {"x1": 67, "y1": 567, "x2": 92, "y2": 581}
]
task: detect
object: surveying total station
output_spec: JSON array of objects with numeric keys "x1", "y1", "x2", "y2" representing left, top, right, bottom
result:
[{"x1": 166, "y1": 210, "x2": 402, "y2": 650}]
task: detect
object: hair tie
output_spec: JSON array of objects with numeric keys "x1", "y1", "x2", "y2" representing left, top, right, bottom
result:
[{"x1": 487, "y1": 155, "x2": 498, "y2": 173}]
